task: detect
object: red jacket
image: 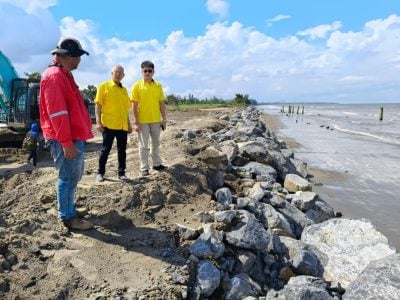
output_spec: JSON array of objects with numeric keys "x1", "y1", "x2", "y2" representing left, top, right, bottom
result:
[{"x1": 40, "y1": 60, "x2": 93, "y2": 147}]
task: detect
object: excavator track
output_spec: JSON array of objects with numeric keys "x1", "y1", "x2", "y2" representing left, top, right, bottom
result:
[{"x1": 0, "y1": 127, "x2": 25, "y2": 148}]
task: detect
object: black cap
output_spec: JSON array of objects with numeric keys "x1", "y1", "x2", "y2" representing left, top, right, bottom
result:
[{"x1": 50, "y1": 37, "x2": 89, "y2": 57}]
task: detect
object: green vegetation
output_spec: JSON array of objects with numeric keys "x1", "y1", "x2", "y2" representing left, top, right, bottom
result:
[
  {"x1": 166, "y1": 102, "x2": 230, "y2": 111},
  {"x1": 81, "y1": 85, "x2": 97, "y2": 102},
  {"x1": 165, "y1": 93, "x2": 255, "y2": 110},
  {"x1": 24, "y1": 72, "x2": 41, "y2": 80}
]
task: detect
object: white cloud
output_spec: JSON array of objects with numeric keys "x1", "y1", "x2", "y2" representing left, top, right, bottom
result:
[
  {"x1": 0, "y1": 0, "x2": 56, "y2": 13},
  {"x1": 298, "y1": 21, "x2": 342, "y2": 39},
  {"x1": 0, "y1": 1, "x2": 59, "y2": 73},
  {"x1": 266, "y1": 14, "x2": 291, "y2": 27},
  {"x1": 2, "y1": 1, "x2": 400, "y2": 103},
  {"x1": 206, "y1": 0, "x2": 229, "y2": 19}
]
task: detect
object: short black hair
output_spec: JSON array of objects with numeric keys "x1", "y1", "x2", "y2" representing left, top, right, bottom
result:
[{"x1": 141, "y1": 61, "x2": 154, "y2": 69}]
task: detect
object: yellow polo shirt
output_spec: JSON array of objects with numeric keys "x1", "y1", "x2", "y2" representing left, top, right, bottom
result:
[
  {"x1": 95, "y1": 80, "x2": 131, "y2": 130},
  {"x1": 130, "y1": 79, "x2": 165, "y2": 124}
]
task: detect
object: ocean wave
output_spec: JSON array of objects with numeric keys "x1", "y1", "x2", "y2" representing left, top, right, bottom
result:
[
  {"x1": 343, "y1": 111, "x2": 357, "y2": 115},
  {"x1": 331, "y1": 123, "x2": 400, "y2": 145}
]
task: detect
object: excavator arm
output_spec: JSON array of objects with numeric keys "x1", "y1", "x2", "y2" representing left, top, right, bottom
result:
[
  {"x1": 0, "y1": 51, "x2": 40, "y2": 128},
  {"x1": 0, "y1": 50, "x2": 19, "y2": 121}
]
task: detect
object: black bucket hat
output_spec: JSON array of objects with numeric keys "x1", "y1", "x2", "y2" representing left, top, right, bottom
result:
[{"x1": 50, "y1": 37, "x2": 89, "y2": 57}]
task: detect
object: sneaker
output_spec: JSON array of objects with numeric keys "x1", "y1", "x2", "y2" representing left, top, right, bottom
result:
[
  {"x1": 63, "y1": 217, "x2": 93, "y2": 230},
  {"x1": 141, "y1": 170, "x2": 149, "y2": 176},
  {"x1": 96, "y1": 174, "x2": 104, "y2": 182},
  {"x1": 118, "y1": 175, "x2": 130, "y2": 181},
  {"x1": 153, "y1": 165, "x2": 166, "y2": 171}
]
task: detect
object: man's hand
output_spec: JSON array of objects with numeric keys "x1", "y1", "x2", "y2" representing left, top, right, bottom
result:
[
  {"x1": 96, "y1": 122, "x2": 104, "y2": 133},
  {"x1": 134, "y1": 123, "x2": 141, "y2": 133},
  {"x1": 63, "y1": 144, "x2": 79, "y2": 160},
  {"x1": 161, "y1": 119, "x2": 167, "y2": 131}
]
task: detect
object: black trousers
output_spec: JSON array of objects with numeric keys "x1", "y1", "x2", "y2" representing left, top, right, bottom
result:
[
  {"x1": 98, "y1": 128, "x2": 127, "y2": 176},
  {"x1": 28, "y1": 149, "x2": 37, "y2": 166}
]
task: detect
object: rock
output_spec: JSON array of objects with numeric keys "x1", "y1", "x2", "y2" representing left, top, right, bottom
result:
[
  {"x1": 273, "y1": 275, "x2": 333, "y2": 300},
  {"x1": 290, "y1": 158, "x2": 308, "y2": 178},
  {"x1": 234, "y1": 250, "x2": 257, "y2": 274},
  {"x1": 219, "y1": 114, "x2": 230, "y2": 121},
  {"x1": 205, "y1": 168, "x2": 225, "y2": 190},
  {"x1": 0, "y1": 255, "x2": 10, "y2": 271},
  {"x1": 261, "y1": 204, "x2": 295, "y2": 238},
  {"x1": 269, "y1": 150, "x2": 299, "y2": 182},
  {"x1": 175, "y1": 223, "x2": 199, "y2": 240},
  {"x1": 247, "y1": 182, "x2": 266, "y2": 202},
  {"x1": 197, "y1": 260, "x2": 221, "y2": 297},
  {"x1": 76, "y1": 207, "x2": 89, "y2": 217},
  {"x1": 278, "y1": 201, "x2": 315, "y2": 238},
  {"x1": 237, "y1": 141, "x2": 272, "y2": 165},
  {"x1": 237, "y1": 126, "x2": 264, "y2": 138},
  {"x1": 305, "y1": 199, "x2": 335, "y2": 223},
  {"x1": 269, "y1": 194, "x2": 286, "y2": 208},
  {"x1": 196, "y1": 146, "x2": 229, "y2": 170},
  {"x1": 4, "y1": 252, "x2": 17, "y2": 266},
  {"x1": 344, "y1": 253, "x2": 400, "y2": 300},
  {"x1": 184, "y1": 144, "x2": 207, "y2": 155},
  {"x1": 219, "y1": 140, "x2": 239, "y2": 163},
  {"x1": 225, "y1": 210, "x2": 270, "y2": 251},
  {"x1": 236, "y1": 197, "x2": 250, "y2": 209},
  {"x1": 214, "y1": 211, "x2": 237, "y2": 224},
  {"x1": 292, "y1": 250, "x2": 324, "y2": 277},
  {"x1": 284, "y1": 174, "x2": 312, "y2": 192},
  {"x1": 189, "y1": 224, "x2": 225, "y2": 259},
  {"x1": 215, "y1": 187, "x2": 233, "y2": 207},
  {"x1": 0, "y1": 241, "x2": 7, "y2": 254},
  {"x1": 0, "y1": 278, "x2": 9, "y2": 293},
  {"x1": 278, "y1": 266, "x2": 295, "y2": 281},
  {"x1": 236, "y1": 162, "x2": 277, "y2": 182},
  {"x1": 301, "y1": 218, "x2": 396, "y2": 288},
  {"x1": 292, "y1": 191, "x2": 317, "y2": 211},
  {"x1": 183, "y1": 130, "x2": 197, "y2": 140},
  {"x1": 224, "y1": 274, "x2": 257, "y2": 300}
]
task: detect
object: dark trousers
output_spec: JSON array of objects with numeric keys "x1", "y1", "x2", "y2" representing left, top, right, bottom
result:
[
  {"x1": 28, "y1": 149, "x2": 37, "y2": 166},
  {"x1": 98, "y1": 128, "x2": 127, "y2": 176}
]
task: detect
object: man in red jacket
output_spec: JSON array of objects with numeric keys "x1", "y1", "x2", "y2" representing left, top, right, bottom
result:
[{"x1": 40, "y1": 37, "x2": 94, "y2": 230}]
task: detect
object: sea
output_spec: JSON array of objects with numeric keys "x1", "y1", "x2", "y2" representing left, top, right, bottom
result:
[{"x1": 259, "y1": 103, "x2": 400, "y2": 250}]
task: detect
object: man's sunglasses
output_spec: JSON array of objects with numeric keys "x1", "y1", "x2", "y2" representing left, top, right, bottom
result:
[{"x1": 143, "y1": 69, "x2": 153, "y2": 73}]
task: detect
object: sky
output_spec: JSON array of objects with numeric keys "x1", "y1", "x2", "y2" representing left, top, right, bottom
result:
[{"x1": 1, "y1": 0, "x2": 400, "y2": 103}]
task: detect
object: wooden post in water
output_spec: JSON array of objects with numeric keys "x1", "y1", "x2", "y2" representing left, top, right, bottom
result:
[
  {"x1": 297, "y1": 106, "x2": 300, "y2": 114},
  {"x1": 282, "y1": 105, "x2": 284, "y2": 113},
  {"x1": 302, "y1": 106, "x2": 304, "y2": 114},
  {"x1": 288, "y1": 106, "x2": 291, "y2": 114},
  {"x1": 379, "y1": 107, "x2": 383, "y2": 121}
]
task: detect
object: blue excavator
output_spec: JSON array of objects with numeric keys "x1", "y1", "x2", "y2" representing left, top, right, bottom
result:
[
  {"x1": 0, "y1": 50, "x2": 40, "y2": 129},
  {"x1": 0, "y1": 50, "x2": 40, "y2": 146}
]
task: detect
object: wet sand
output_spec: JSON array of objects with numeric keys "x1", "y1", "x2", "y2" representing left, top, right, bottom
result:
[{"x1": 262, "y1": 111, "x2": 400, "y2": 251}]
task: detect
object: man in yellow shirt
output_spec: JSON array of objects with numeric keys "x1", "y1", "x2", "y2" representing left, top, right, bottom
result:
[
  {"x1": 130, "y1": 61, "x2": 167, "y2": 176},
  {"x1": 95, "y1": 65, "x2": 132, "y2": 182}
]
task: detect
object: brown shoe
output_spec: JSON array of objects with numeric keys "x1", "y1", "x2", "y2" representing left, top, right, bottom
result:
[{"x1": 63, "y1": 217, "x2": 93, "y2": 230}]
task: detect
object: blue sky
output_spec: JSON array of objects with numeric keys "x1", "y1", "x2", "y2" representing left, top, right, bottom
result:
[{"x1": 1, "y1": 0, "x2": 400, "y2": 103}]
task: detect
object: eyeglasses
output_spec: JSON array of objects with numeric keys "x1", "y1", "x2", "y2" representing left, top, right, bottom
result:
[{"x1": 143, "y1": 69, "x2": 153, "y2": 73}]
